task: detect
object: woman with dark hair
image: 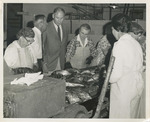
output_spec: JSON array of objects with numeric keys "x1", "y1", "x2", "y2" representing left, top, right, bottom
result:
[
  {"x1": 84, "y1": 22, "x2": 116, "y2": 67},
  {"x1": 97, "y1": 22, "x2": 116, "y2": 67},
  {"x1": 109, "y1": 13, "x2": 144, "y2": 118}
]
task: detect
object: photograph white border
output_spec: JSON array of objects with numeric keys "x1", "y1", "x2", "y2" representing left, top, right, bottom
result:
[{"x1": 0, "y1": 0, "x2": 149, "y2": 122}]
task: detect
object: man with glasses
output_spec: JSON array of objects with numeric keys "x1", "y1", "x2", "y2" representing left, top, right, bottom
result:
[{"x1": 4, "y1": 27, "x2": 38, "y2": 74}]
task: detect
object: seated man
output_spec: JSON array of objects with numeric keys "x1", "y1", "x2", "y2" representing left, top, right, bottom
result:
[
  {"x1": 4, "y1": 27, "x2": 38, "y2": 75},
  {"x1": 65, "y1": 23, "x2": 97, "y2": 69}
]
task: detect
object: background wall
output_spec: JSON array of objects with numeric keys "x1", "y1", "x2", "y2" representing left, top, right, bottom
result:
[
  {"x1": 4, "y1": 3, "x2": 146, "y2": 48},
  {"x1": 22, "y1": 4, "x2": 76, "y2": 27},
  {"x1": 22, "y1": 3, "x2": 146, "y2": 35}
]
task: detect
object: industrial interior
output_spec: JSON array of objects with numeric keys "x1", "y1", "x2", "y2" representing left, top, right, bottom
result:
[{"x1": 3, "y1": 3, "x2": 146, "y2": 118}]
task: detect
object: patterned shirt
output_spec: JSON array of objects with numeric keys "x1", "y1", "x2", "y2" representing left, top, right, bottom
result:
[
  {"x1": 94, "y1": 35, "x2": 111, "y2": 65},
  {"x1": 66, "y1": 35, "x2": 97, "y2": 59}
]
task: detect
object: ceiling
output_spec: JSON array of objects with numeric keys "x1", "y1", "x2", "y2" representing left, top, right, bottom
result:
[{"x1": 66, "y1": 4, "x2": 146, "y2": 20}]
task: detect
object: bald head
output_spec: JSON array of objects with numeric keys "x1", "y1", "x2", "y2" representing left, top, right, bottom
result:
[{"x1": 52, "y1": 7, "x2": 65, "y2": 26}]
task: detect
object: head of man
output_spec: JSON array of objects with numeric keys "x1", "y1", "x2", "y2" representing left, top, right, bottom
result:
[
  {"x1": 52, "y1": 7, "x2": 65, "y2": 26},
  {"x1": 128, "y1": 22, "x2": 145, "y2": 42},
  {"x1": 111, "y1": 13, "x2": 131, "y2": 40},
  {"x1": 79, "y1": 24, "x2": 91, "y2": 41},
  {"x1": 16, "y1": 27, "x2": 35, "y2": 47},
  {"x1": 34, "y1": 14, "x2": 47, "y2": 32}
]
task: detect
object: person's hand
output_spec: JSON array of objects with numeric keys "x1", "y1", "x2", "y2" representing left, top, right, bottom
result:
[
  {"x1": 12, "y1": 67, "x2": 34, "y2": 74},
  {"x1": 42, "y1": 62, "x2": 49, "y2": 73},
  {"x1": 86, "y1": 56, "x2": 93, "y2": 65},
  {"x1": 64, "y1": 62, "x2": 72, "y2": 69},
  {"x1": 33, "y1": 64, "x2": 39, "y2": 72}
]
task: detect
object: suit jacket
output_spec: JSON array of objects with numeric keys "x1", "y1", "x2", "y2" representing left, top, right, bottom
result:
[{"x1": 43, "y1": 21, "x2": 68, "y2": 71}]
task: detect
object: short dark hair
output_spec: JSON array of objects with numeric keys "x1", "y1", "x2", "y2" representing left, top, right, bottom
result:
[
  {"x1": 112, "y1": 13, "x2": 131, "y2": 33},
  {"x1": 34, "y1": 14, "x2": 45, "y2": 21},
  {"x1": 53, "y1": 7, "x2": 65, "y2": 15},
  {"x1": 129, "y1": 22, "x2": 145, "y2": 35},
  {"x1": 103, "y1": 22, "x2": 113, "y2": 35},
  {"x1": 79, "y1": 23, "x2": 91, "y2": 31},
  {"x1": 16, "y1": 27, "x2": 35, "y2": 39}
]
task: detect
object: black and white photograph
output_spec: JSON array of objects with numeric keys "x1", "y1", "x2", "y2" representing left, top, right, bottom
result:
[{"x1": 0, "y1": 1, "x2": 149, "y2": 122}]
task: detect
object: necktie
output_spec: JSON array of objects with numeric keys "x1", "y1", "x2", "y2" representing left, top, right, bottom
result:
[{"x1": 57, "y1": 25, "x2": 61, "y2": 40}]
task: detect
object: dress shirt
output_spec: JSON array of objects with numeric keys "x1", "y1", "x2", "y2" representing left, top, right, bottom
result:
[
  {"x1": 30, "y1": 27, "x2": 42, "y2": 59},
  {"x1": 53, "y1": 21, "x2": 63, "y2": 41}
]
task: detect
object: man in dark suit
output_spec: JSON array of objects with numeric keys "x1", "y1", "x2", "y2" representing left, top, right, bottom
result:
[{"x1": 42, "y1": 7, "x2": 69, "y2": 73}]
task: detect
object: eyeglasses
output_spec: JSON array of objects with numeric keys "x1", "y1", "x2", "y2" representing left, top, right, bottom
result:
[{"x1": 23, "y1": 36, "x2": 34, "y2": 45}]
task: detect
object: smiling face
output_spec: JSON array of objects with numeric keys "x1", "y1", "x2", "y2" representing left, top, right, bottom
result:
[
  {"x1": 79, "y1": 27, "x2": 90, "y2": 41},
  {"x1": 53, "y1": 11, "x2": 65, "y2": 26},
  {"x1": 37, "y1": 18, "x2": 47, "y2": 32},
  {"x1": 41, "y1": 18, "x2": 48, "y2": 32}
]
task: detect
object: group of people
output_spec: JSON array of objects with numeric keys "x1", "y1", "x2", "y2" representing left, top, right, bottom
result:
[{"x1": 4, "y1": 7, "x2": 146, "y2": 118}]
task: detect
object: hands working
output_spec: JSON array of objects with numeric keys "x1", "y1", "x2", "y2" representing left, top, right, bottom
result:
[
  {"x1": 64, "y1": 62, "x2": 72, "y2": 69},
  {"x1": 86, "y1": 56, "x2": 94, "y2": 65}
]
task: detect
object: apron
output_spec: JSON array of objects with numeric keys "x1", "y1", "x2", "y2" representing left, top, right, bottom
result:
[
  {"x1": 17, "y1": 47, "x2": 34, "y2": 69},
  {"x1": 70, "y1": 46, "x2": 90, "y2": 69}
]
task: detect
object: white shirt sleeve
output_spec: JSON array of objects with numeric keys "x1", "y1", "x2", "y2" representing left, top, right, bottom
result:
[
  {"x1": 109, "y1": 41, "x2": 125, "y2": 83},
  {"x1": 4, "y1": 45, "x2": 19, "y2": 68},
  {"x1": 29, "y1": 34, "x2": 42, "y2": 59}
]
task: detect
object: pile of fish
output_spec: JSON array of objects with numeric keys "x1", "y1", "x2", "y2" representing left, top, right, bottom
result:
[{"x1": 50, "y1": 65, "x2": 106, "y2": 104}]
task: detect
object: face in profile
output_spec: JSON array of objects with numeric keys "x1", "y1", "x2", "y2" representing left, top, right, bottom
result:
[
  {"x1": 41, "y1": 18, "x2": 48, "y2": 32},
  {"x1": 53, "y1": 11, "x2": 65, "y2": 26},
  {"x1": 112, "y1": 27, "x2": 119, "y2": 40},
  {"x1": 79, "y1": 27, "x2": 90, "y2": 41}
]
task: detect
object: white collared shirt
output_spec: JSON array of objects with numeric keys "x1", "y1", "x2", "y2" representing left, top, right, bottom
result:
[
  {"x1": 53, "y1": 21, "x2": 63, "y2": 41},
  {"x1": 77, "y1": 34, "x2": 88, "y2": 47},
  {"x1": 29, "y1": 27, "x2": 42, "y2": 59}
]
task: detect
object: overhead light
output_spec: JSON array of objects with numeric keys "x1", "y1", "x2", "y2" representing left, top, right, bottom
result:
[{"x1": 109, "y1": 4, "x2": 118, "y2": 9}]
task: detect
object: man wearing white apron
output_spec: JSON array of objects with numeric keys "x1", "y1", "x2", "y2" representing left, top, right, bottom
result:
[{"x1": 66, "y1": 24, "x2": 97, "y2": 69}]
